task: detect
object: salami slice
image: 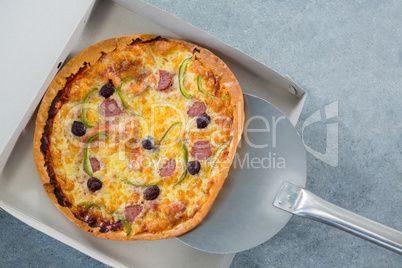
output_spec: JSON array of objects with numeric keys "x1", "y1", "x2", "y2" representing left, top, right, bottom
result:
[
  {"x1": 125, "y1": 205, "x2": 143, "y2": 222},
  {"x1": 99, "y1": 99, "x2": 121, "y2": 117},
  {"x1": 157, "y1": 70, "x2": 171, "y2": 91},
  {"x1": 160, "y1": 159, "x2": 176, "y2": 177},
  {"x1": 191, "y1": 140, "x2": 212, "y2": 160},
  {"x1": 187, "y1": 102, "x2": 206, "y2": 117},
  {"x1": 89, "y1": 157, "x2": 101, "y2": 173}
]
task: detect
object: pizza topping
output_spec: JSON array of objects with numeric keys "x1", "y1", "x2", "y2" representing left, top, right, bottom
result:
[
  {"x1": 114, "y1": 213, "x2": 131, "y2": 235},
  {"x1": 71, "y1": 121, "x2": 87, "y2": 136},
  {"x1": 207, "y1": 144, "x2": 229, "y2": 178},
  {"x1": 144, "y1": 200, "x2": 158, "y2": 211},
  {"x1": 125, "y1": 205, "x2": 143, "y2": 222},
  {"x1": 197, "y1": 75, "x2": 213, "y2": 97},
  {"x1": 81, "y1": 88, "x2": 98, "y2": 128},
  {"x1": 196, "y1": 113, "x2": 211, "y2": 129},
  {"x1": 213, "y1": 75, "x2": 221, "y2": 93},
  {"x1": 143, "y1": 185, "x2": 160, "y2": 200},
  {"x1": 129, "y1": 73, "x2": 150, "y2": 95},
  {"x1": 99, "y1": 80, "x2": 116, "y2": 98},
  {"x1": 222, "y1": 92, "x2": 230, "y2": 100},
  {"x1": 178, "y1": 57, "x2": 193, "y2": 99},
  {"x1": 142, "y1": 136, "x2": 156, "y2": 150},
  {"x1": 89, "y1": 157, "x2": 101, "y2": 173},
  {"x1": 77, "y1": 201, "x2": 101, "y2": 211},
  {"x1": 127, "y1": 145, "x2": 143, "y2": 171},
  {"x1": 187, "y1": 160, "x2": 201, "y2": 175},
  {"x1": 197, "y1": 75, "x2": 229, "y2": 100},
  {"x1": 117, "y1": 76, "x2": 134, "y2": 109},
  {"x1": 165, "y1": 201, "x2": 186, "y2": 221},
  {"x1": 124, "y1": 178, "x2": 161, "y2": 187},
  {"x1": 99, "y1": 99, "x2": 122, "y2": 117},
  {"x1": 191, "y1": 140, "x2": 212, "y2": 160},
  {"x1": 175, "y1": 142, "x2": 189, "y2": 185},
  {"x1": 160, "y1": 159, "x2": 176, "y2": 177},
  {"x1": 87, "y1": 177, "x2": 102, "y2": 192},
  {"x1": 84, "y1": 132, "x2": 109, "y2": 177},
  {"x1": 159, "y1": 121, "x2": 181, "y2": 145},
  {"x1": 157, "y1": 70, "x2": 171, "y2": 91},
  {"x1": 187, "y1": 101, "x2": 206, "y2": 118},
  {"x1": 109, "y1": 221, "x2": 123, "y2": 232}
]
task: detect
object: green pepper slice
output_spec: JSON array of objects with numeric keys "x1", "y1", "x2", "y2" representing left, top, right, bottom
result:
[
  {"x1": 114, "y1": 213, "x2": 131, "y2": 236},
  {"x1": 221, "y1": 92, "x2": 230, "y2": 100},
  {"x1": 77, "y1": 201, "x2": 101, "y2": 212},
  {"x1": 84, "y1": 132, "x2": 109, "y2": 177},
  {"x1": 197, "y1": 75, "x2": 229, "y2": 100},
  {"x1": 116, "y1": 76, "x2": 142, "y2": 116},
  {"x1": 178, "y1": 57, "x2": 193, "y2": 99},
  {"x1": 124, "y1": 178, "x2": 161, "y2": 187},
  {"x1": 197, "y1": 75, "x2": 214, "y2": 97},
  {"x1": 175, "y1": 141, "x2": 189, "y2": 185},
  {"x1": 117, "y1": 76, "x2": 134, "y2": 109},
  {"x1": 159, "y1": 121, "x2": 181, "y2": 145},
  {"x1": 207, "y1": 144, "x2": 229, "y2": 178},
  {"x1": 81, "y1": 87, "x2": 98, "y2": 128}
]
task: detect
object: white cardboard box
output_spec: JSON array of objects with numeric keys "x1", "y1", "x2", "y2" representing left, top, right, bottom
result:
[
  {"x1": 0, "y1": 0, "x2": 96, "y2": 174},
  {"x1": 0, "y1": 0, "x2": 306, "y2": 267}
]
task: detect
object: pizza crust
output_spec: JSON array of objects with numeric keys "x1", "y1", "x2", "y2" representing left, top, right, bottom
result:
[{"x1": 33, "y1": 35, "x2": 244, "y2": 240}]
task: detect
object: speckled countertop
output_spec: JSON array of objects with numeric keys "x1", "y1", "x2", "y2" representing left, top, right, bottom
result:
[{"x1": 1, "y1": 0, "x2": 401, "y2": 267}]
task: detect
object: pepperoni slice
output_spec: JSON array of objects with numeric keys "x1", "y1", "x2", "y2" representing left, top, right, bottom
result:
[
  {"x1": 90, "y1": 157, "x2": 101, "y2": 173},
  {"x1": 191, "y1": 140, "x2": 212, "y2": 160},
  {"x1": 157, "y1": 70, "x2": 171, "y2": 91},
  {"x1": 187, "y1": 102, "x2": 207, "y2": 117},
  {"x1": 124, "y1": 205, "x2": 143, "y2": 222},
  {"x1": 99, "y1": 99, "x2": 121, "y2": 117},
  {"x1": 160, "y1": 159, "x2": 176, "y2": 177}
]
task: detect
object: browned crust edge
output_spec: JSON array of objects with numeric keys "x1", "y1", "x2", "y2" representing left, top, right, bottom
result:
[{"x1": 33, "y1": 35, "x2": 244, "y2": 240}]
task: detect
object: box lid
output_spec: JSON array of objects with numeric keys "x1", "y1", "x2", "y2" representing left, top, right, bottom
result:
[{"x1": 0, "y1": 0, "x2": 95, "y2": 173}]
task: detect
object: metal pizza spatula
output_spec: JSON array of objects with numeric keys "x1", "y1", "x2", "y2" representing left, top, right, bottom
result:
[{"x1": 177, "y1": 94, "x2": 402, "y2": 254}]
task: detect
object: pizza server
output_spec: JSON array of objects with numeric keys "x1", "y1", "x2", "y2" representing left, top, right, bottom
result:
[{"x1": 177, "y1": 94, "x2": 402, "y2": 254}]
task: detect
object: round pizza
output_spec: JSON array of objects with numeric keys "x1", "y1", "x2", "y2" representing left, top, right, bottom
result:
[{"x1": 33, "y1": 35, "x2": 244, "y2": 240}]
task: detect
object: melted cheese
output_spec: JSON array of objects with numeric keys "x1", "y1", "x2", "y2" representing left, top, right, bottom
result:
[{"x1": 50, "y1": 40, "x2": 234, "y2": 236}]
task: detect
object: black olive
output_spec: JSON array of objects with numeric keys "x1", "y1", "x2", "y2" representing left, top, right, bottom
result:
[
  {"x1": 143, "y1": 185, "x2": 160, "y2": 200},
  {"x1": 187, "y1": 160, "x2": 201, "y2": 175},
  {"x1": 196, "y1": 113, "x2": 211, "y2": 129},
  {"x1": 87, "y1": 177, "x2": 102, "y2": 192},
  {"x1": 142, "y1": 137, "x2": 156, "y2": 150},
  {"x1": 99, "y1": 80, "x2": 115, "y2": 98},
  {"x1": 71, "y1": 121, "x2": 87, "y2": 136}
]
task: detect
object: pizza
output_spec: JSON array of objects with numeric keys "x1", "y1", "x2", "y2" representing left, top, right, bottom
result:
[{"x1": 33, "y1": 35, "x2": 244, "y2": 240}]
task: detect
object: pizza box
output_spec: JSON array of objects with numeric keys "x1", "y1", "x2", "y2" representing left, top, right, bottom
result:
[{"x1": 0, "y1": 0, "x2": 306, "y2": 267}]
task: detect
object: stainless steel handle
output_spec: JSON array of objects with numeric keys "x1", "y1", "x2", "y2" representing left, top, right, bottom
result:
[{"x1": 273, "y1": 182, "x2": 402, "y2": 254}]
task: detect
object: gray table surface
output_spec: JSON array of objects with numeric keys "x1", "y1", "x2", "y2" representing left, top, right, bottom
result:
[{"x1": 1, "y1": 0, "x2": 401, "y2": 267}]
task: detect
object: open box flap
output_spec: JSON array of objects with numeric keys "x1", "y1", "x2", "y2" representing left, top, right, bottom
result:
[{"x1": 0, "y1": 0, "x2": 96, "y2": 175}]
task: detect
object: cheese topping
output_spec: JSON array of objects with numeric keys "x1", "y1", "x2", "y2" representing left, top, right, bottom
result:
[{"x1": 48, "y1": 39, "x2": 235, "y2": 236}]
